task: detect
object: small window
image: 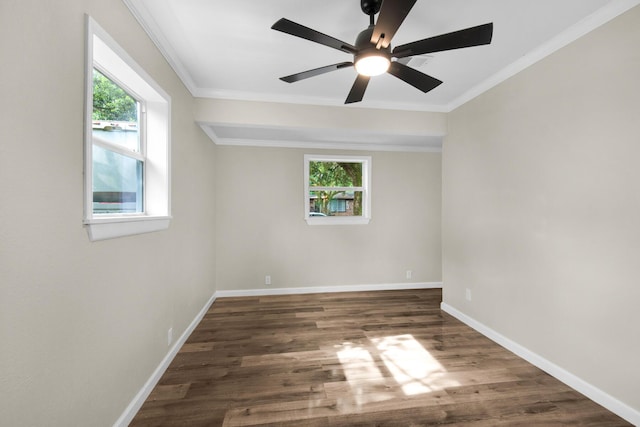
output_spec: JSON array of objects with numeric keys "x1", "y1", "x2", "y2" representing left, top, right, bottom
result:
[
  {"x1": 84, "y1": 16, "x2": 171, "y2": 241},
  {"x1": 304, "y1": 155, "x2": 371, "y2": 225}
]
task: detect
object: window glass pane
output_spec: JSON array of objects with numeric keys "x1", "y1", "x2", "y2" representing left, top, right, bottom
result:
[
  {"x1": 92, "y1": 69, "x2": 140, "y2": 152},
  {"x1": 309, "y1": 190, "x2": 362, "y2": 217},
  {"x1": 309, "y1": 161, "x2": 362, "y2": 188},
  {"x1": 92, "y1": 145, "x2": 143, "y2": 214},
  {"x1": 329, "y1": 199, "x2": 347, "y2": 213}
]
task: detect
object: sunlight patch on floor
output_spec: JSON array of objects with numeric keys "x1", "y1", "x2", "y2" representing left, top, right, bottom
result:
[
  {"x1": 371, "y1": 334, "x2": 459, "y2": 395},
  {"x1": 335, "y1": 343, "x2": 394, "y2": 407},
  {"x1": 335, "y1": 334, "x2": 459, "y2": 407}
]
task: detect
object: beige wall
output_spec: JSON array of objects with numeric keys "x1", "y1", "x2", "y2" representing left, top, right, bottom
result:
[
  {"x1": 0, "y1": 1, "x2": 216, "y2": 425},
  {"x1": 215, "y1": 146, "x2": 441, "y2": 290},
  {"x1": 443, "y1": 5, "x2": 640, "y2": 412}
]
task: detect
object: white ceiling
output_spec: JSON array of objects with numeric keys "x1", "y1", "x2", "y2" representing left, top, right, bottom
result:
[
  {"x1": 124, "y1": 0, "x2": 636, "y2": 112},
  {"x1": 124, "y1": 0, "x2": 636, "y2": 151}
]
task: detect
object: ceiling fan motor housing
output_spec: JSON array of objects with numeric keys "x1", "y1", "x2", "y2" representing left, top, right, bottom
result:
[{"x1": 354, "y1": 25, "x2": 391, "y2": 67}]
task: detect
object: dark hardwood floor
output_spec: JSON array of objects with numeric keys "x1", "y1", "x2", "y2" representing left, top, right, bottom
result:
[{"x1": 131, "y1": 289, "x2": 630, "y2": 426}]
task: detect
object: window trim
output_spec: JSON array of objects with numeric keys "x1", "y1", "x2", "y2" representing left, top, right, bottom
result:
[
  {"x1": 304, "y1": 154, "x2": 371, "y2": 225},
  {"x1": 84, "y1": 15, "x2": 171, "y2": 241}
]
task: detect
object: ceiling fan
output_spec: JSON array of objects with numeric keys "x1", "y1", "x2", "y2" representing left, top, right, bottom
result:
[{"x1": 271, "y1": 0, "x2": 493, "y2": 104}]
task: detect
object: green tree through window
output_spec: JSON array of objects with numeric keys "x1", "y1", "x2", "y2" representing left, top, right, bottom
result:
[{"x1": 92, "y1": 69, "x2": 137, "y2": 121}]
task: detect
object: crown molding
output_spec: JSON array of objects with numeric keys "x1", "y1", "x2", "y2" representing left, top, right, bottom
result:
[
  {"x1": 122, "y1": 0, "x2": 199, "y2": 94},
  {"x1": 198, "y1": 122, "x2": 443, "y2": 152},
  {"x1": 192, "y1": 87, "x2": 450, "y2": 113},
  {"x1": 446, "y1": 0, "x2": 640, "y2": 112}
]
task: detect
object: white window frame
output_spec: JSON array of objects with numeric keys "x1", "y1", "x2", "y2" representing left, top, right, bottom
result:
[
  {"x1": 84, "y1": 16, "x2": 171, "y2": 241},
  {"x1": 304, "y1": 154, "x2": 371, "y2": 225}
]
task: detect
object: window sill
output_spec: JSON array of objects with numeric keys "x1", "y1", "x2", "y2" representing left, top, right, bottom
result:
[
  {"x1": 305, "y1": 216, "x2": 371, "y2": 226},
  {"x1": 84, "y1": 215, "x2": 171, "y2": 241}
]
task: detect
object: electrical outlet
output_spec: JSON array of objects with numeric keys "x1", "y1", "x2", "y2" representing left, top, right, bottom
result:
[
  {"x1": 265, "y1": 275, "x2": 271, "y2": 285},
  {"x1": 465, "y1": 288, "x2": 472, "y2": 301},
  {"x1": 406, "y1": 270, "x2": 412, "y2": 279},
  {"x1": 167, "y1": 327, "x2": 173, "y2": 346}
]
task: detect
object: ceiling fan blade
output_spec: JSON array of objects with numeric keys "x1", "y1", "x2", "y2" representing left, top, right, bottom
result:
[
  {"x1": 387, "y1": 61, "x2": 442, "y2": 93},
  {"x1": 371, "y1": 0, "x2": 417, "y2": 49},
  {"x1": 345, "y1": 75, "x2": 370, "y2": 104},
  {"x1": 272, "y1": 18, "x2": 357, "y2": 54},
  {"x1": 393, "y1": 23, "x2": 493, "y2": 59},
  {"x1": 280, "y1": 62, "x2": 353, "y2": 83}
]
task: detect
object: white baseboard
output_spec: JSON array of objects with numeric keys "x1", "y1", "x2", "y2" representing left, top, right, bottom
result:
[
  {"x1": 441, "y1": 302, "x2": 640, "y2": 426},
  {"x1": 215, "y1": 282, "x2": 442, "y2": 298},
  {"x1": 113, "y1": 292, "x2": 218, "y2": 427}
]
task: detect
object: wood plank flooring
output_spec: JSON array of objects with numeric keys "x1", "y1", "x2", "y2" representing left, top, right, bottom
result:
[{"x1": 130, "y1": 289, "x2": 630, "y2": 426}]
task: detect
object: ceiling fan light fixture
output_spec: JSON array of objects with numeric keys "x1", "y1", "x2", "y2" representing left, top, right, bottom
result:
[
  {"x1": 272, "y1": 0, "x2": 494, "y2": 104},
  {"x1": 355, "y1": 54, "x2": 390, "y2": 76}
]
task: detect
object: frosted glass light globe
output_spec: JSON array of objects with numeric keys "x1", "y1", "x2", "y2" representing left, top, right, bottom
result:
[{"x1": 355, "y1": 55, "x2": 390, "y2": 76}]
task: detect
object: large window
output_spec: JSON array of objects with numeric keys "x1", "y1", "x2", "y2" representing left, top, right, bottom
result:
[
  {"x1": 91, "y1": 69, "x2": 143, "y2": 214},
  {"x1": 304, "y1": 155, "x2": 371, "y2": 225},
  {"x1": 84, "y1": 16, "x2": 170, "y2": 241}
]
